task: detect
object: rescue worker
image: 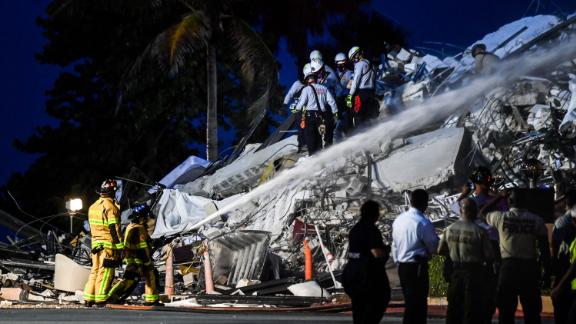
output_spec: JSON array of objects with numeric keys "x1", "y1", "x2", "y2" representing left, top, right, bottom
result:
[
  {"x1": 310, "y1": 59, "x2": 340, "y2": 147},
  {"x1": 347, "y1": 46, "x2": 377, "y2": 127},
  {"x1": 83, "y1": 179, "x2": 123, "y2": 307},
  {"x1": 551, "y1": 189, "x2": 576, "y2": 324},
  {"x1": 309, "y1": 49, "x2": 339, "y2": 84},
  {"x1": 438, "y1": 198, "x2": 495, "y2": 324},
  {"x1": 284, "y1": 67, "x2": 307, "y2": 153},
  {"x1": 107, "y1": 203, "x2": 160, "y2": 305},
  {"x1": 486, "y1": 189, "x2": 551, "y2": 324},
  {"x1": 293, "y1": 63, "x2": 338, "y2": 156},
  {"x1": 551, "y1": 233, "x2": 576, "y2": 323},
  {"x1": 334, "y1": 52, "x2": 354, "y2": 139},
  {"x1": 471, "y1": 43, "x2": 500, "y2": 75},
  {"x1": 392, "y1": 189, "x2": 439, "y2": 324},
  {"x1": 342, "y1": 200, "x2": 391, "y2": 324}
]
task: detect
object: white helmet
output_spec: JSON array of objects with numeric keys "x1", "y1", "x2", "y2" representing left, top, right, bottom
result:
[
  {"x1": 310, "y1": 50, "x2": 323, "y2": 63},
  {"x1": 302, "y1": 63, "x2": 314, "y2": 79},
  {"x1": 334, "y1": 52, "x2": 347, "y2": 64},
  {"x1": 348, "y1": 46, "x2": 360, "y2": 60},
  {"x1": 310, "y1": 60, "x2": 324, "y2": 73}
]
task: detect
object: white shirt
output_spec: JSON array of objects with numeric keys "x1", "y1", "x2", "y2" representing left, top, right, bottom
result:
[
  {"x1": 294, "y1": 83, "x2": 338, "y2": 114},
  {"x1": 283, "y1": 80, "x2": 305, "y2": 105},
  {"x1": 338, "y1": 69, "x2": 353, "y2": 96},
  {"x1": 392, "y1": 207, "x2": 439, "y2": 263},
  {"x1": 350, "y1": 59, "x2": 375, "y2": 95}
]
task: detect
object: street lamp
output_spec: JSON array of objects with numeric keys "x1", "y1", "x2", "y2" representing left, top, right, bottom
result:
[{"x1": 66, "y1": 198, "x2": 83, "y2": 233}]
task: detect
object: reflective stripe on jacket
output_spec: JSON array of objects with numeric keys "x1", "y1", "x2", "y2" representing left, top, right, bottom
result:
[{"x1": 88, "y1": 197, "x2": 123, "y2": 249}]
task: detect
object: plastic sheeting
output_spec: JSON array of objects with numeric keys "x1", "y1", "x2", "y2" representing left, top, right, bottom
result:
[
  {"x1": 157, "y1": 156, "x2": 210, "y2": 189},
  {"x1": 151, "y1": 189, "x2": 217, "y2": 238}
]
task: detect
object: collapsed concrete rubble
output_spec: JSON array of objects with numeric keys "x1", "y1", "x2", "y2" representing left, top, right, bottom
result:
[{"x1": 1, "y1": 13, "x2": 576, "y2": 310}]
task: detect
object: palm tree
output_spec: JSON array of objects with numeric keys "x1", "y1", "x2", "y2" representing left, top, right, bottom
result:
[{"x1": 125, "y1": 0, "x2": 278, "y2": 161}]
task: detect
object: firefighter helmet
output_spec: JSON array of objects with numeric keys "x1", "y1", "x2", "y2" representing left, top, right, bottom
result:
[
  {"x1": 348, "y1": 46, "x2": 361, "y2": 61},
  {"x1": 129, "y1": 203, "x2": 152, "y2": 220},
  {"x1": 98, "y1": 179, "x2": 118, "y2": 195},
  {"x1": 334, "y1": 53, "x2": 347, "y2": 64},
  {"x1": 310, "y1": 50, "x2": 323, "y2": 63}
]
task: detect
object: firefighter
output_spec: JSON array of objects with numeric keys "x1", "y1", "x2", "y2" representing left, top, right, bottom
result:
[
  {"x1": 107, "y1": 203, "x2": 160, "y2": 305},
  {"x1": 486, "y1": 189, "x2": 551, "y2": 324},
  {"x1": 293, "y1": 63, "x2": 338, "y2": 156},
  {"x1": 83, "y1": 179, "x2": 123, "y2": 307},
  {"x1": 438, "y1": 198, "x2": 495, "y2": 324},
  {"x1": 334, "y1": 52, "x2": 354, "y2": 140},
  {"x1": 347, "y1": 46, "x2": 377, "y2": 127},
  {"x1": 284, "y1": 66, "x2": 307, "y2": 153}
]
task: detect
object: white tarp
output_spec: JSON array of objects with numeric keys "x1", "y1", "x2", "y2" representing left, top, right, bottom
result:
[
  {"x1": 157, "y1": 156, "x2": 209, "y2": 189},
  {"x1": 151, "y1": 189, "x2": 217, "y2": 238}
]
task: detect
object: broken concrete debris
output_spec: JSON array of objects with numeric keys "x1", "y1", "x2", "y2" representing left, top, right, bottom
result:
[{"x1": 1, "y1": 13, "x2": 576, "y2": 310}]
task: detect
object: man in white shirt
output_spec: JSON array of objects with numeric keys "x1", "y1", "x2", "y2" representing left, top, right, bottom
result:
[
  {"x1": 294, "y1": 65, "x2": 338, "y2": 156},
  {"x1": 392, "y1": 189, "x2": 439, "y2": 324}
]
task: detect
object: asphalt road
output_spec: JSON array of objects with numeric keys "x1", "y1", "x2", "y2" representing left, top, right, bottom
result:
[{"x1": 0, "y1": 309, "x2": 556, "y2": 323}]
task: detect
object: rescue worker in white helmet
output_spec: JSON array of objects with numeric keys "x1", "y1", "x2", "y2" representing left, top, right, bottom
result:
[
  {"x1": 83, "y1": 179, "x2": 123, "y2": 307},
  {"x1": 284, "y1": 64, "x2": 308, "y2": 153},
  {"x1": 107, "y1": 203, "x2": 161, "y2": 306},
  {"x1": 293, "y1": 64, "x2": 338, "y2": 156},
  {"x1": 310, "y1": 50, "x2": 341, "y2": 96},
  {"x1": 347, "y1": 46, "x2": 377, "y2": 127},
  {"x1": 310, "y1": 59, "x2": 340, "y2": 148},
  {"x1": 334, "y1": 52, "x2": 354, "y2": 139}
]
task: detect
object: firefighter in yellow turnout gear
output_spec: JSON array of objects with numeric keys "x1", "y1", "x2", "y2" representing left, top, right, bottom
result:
[
  {"x1": 83, "y1": 179, "x2": 123, "y2": 307},
  {"x1": 107, "y1": 203, "x2": 160, "y2": 305}
]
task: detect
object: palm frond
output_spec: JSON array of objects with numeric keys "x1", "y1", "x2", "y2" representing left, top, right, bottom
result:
[{"x1": 224, "y1": 17, "x2": 278, "y2": 117}]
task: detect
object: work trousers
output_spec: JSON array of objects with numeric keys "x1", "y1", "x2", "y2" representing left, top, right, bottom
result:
[
  {"x1": 446, "y1": 265, "x2": 485, "y2": 324},
  {"x1": 353, "y1": 89, "x2": 378, "y2": 128},
  {"x1": 107, "y1": 262, "x2": 159, "y2": 304},
  {"x1": 398, "y1": 262, "x2": 429, "y2": 324},
  {"x1": 304, "y1": 111, "x2": 322, "y2": 156},
  {"x1": 83, "y1": 248, "x2": 119, "y2": 304},
  {"x1": 481, "y1": 263, "x2": 498, "y2": 324},
  {"x1": 497, "y1": 258, "x2": 542, "y2": 324},
  {"x1": 552, "y1": 290, "x2": 572, "y2": 324},
  {"x1": 322, "y1": 111, "x2": 335, "y2": 148}
]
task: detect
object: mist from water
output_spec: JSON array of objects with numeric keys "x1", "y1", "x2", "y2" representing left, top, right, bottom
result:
[{"x1": 191, "y1": 37, "x2": 576, "y2": 230}]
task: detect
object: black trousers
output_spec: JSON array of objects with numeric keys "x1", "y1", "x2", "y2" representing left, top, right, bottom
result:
[
  {"x1": 304, "y1": 111, "x2": 322, "y2": 156},
  {"x1": 446, "y1": 266, "x2": 485, "y2": 324},
  {"x1": 322, "y1": 111, "x2": 335, "y2": 148},
  {"x1": 351, "y1": 292, "x2": 388, "y2": 324},
  {"x1": 353, "y1": 89, "x2": 378, "y2": 128},
  {"x1": 497, "y1": 258, "x2": 542, "y2": 324},
  {"x1": 568, "y1": 293, "x2": 576, "y2": 324},
  {"x1": 398, "y1": 262, "x2": 429, "y2": 324},
  {"x1": 553, "y1": 290, "x2": 572, "y2": 324}
]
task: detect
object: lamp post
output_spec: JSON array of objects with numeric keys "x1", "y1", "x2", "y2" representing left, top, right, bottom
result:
[{"x1": 65, "y1": 198, "x2": 83, "y2": 233}]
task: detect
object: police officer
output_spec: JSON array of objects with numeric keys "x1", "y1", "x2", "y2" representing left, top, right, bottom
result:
[
  {"x1": 551, "y1": 233, "x2": 576, "y2": 323},
  {"x1": 486, "y1": 189, "x2": 551, "y2": 324},
  {"x1": 438, "y1": 198, "x2": 495, "y2": 324},
  {"x1": 83, "y1": 179, "x2": 123, "y2": 307},
  {"x1": 334, "y1": 52, "x2": 354, "y2": 139},
  {"x1": 284, "y1": 66, "x2": 307, "y2": 153},
  {"x1": 342, "y1": 200, "x2": 391, "y2": 324},
  {"x1": 293, "y1": 64, "x2": 338, "y2": 156},
  {"x1": 107, "y1": 203, "x2": 160, "y2": 305},
  {"x1": 347, "y1": 46, "x2": 377, "y2": 127}
]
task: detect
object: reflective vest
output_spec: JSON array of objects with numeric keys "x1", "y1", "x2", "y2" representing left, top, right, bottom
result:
[
  {"x1": 123, "y1": 223, "x2": 152, "y2": 266},
  {"x1": 570, "y1": 237, "x2": 576, "y2": 290},
  {"x1": 88, "y1": 197, "x2": 123, "y2": 249}
]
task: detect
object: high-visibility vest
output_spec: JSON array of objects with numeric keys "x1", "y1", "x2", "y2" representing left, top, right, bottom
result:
[{"x1": 569, "y1": 238, "x2": 576, "y2": 290}]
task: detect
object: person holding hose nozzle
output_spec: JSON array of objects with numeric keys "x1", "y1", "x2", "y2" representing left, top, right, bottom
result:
[
  {"x1": 107, "y1": 203, "x2": 161, "y2": 305},
  {"x1": 83, "y1": 179, "x2": 123, "y2": 307}
]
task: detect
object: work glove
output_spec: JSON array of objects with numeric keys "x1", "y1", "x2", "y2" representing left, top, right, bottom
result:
[
  {"x1": 289, "y1": 103, "x2": 298, "y2": 114},
  {"x1": 334, "y1": 112, "x2": 339, "y2": 120},
  {"x1": 346, "y1": 94, "x2": 353, "y2": 108}
]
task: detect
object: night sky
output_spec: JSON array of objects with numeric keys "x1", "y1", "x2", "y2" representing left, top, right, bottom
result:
[{"x1": 1, "y1": 0, "x2": 575, "y2": 185}]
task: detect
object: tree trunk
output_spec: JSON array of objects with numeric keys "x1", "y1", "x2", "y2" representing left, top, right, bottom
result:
[{"x1": 206, "y1": 44, "x2": 218, "y2": 161}]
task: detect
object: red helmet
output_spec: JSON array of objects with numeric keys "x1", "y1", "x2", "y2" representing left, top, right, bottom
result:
[{"x1": 98, "y1": 179, "x2": 118, "y2": 195}]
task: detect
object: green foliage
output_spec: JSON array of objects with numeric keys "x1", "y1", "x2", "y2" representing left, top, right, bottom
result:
[{"x1": 429, "y1": 255, "x2": 449, "y2": 297}]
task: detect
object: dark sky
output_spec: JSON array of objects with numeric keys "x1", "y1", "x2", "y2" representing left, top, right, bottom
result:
[{"x1": 1, "y1": 0, "x2": 575, "y2": 185}]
